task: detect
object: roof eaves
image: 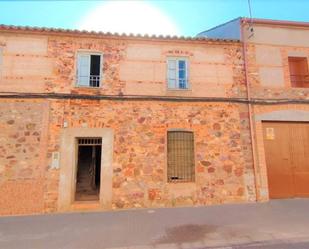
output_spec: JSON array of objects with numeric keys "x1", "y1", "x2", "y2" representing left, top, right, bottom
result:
[
  {"x1": 0, "y1": 24, "x2": 240, "y2": 43},
  {"x1": 241, "y1": 18, "x2": 309, "y2": 28}
]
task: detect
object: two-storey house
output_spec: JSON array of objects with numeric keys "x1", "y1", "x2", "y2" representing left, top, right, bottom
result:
[{"x1": 0, "y1": 25, "x2": 252, "y2": 215}]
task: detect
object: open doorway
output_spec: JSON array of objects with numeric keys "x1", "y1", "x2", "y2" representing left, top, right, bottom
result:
[{"x1": 75, "y1": 138, "x2": 102, "y2": 201}]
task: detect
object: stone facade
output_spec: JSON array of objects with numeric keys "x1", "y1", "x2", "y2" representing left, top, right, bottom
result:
[
  {"x1": 2, "y1": 20, "x2": 308, "y2": 216},
  {"x1": 0, "y1": 98, "x2": 253, "y2": 215}
]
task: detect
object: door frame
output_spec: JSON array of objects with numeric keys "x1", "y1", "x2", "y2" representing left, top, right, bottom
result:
[
  {"x1": 58, "y1": 128, "x2": 114, "y2": 211},
  {"x1": 74, "y1": 138, "x2": 102, "y2": 201}
]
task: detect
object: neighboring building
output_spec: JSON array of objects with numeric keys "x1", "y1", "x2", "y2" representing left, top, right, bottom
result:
[
  {"x1": 0, "y1": 17, "x2": 309, "y2": 216},
  {"x1": 197, "y1": 17, "x2": 242, "y2": 40},
  {"x1": 199, "y1": 18, "x2": 309, "y2": 200}
]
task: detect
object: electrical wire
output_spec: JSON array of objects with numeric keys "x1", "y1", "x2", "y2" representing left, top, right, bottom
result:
[
  {"x1": 248, "y1": 0, "x2": 253, "y2": 21},
  {"x1": 0, "y1": 92, "x2": 309, "y2": 105}
]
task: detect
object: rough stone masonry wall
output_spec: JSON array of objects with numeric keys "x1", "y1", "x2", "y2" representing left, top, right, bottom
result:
[
  {"x1": 44, "y1": 99, "x2": 252, "y2": 212},
  {"x1": 0, "y1": 100, "x2": 49, "y2": 215}
]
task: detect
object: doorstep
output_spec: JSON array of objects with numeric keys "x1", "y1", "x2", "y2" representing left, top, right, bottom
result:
[{"x1": 71, "y1": 201, "x2": 101, "y2": 211}]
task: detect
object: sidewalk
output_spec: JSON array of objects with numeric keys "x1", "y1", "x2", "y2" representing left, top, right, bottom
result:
[{"x1": 1, "y1": 199, "x2": 309, "y2": 249}]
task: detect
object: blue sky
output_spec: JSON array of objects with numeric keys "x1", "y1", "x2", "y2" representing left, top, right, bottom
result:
[{"x1": 1, "y1": 0, "x2": 309, "y2": 36}]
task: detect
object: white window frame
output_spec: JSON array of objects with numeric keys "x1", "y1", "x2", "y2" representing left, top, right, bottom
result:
[
  {"x1": 76, "y1": 51, "x2": 103, "y2": 88},
  {"x1": 166, "y1": 57, "x2": 189, "y2": 90}
]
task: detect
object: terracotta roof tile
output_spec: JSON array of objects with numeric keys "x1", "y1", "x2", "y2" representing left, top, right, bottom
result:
[{"x1": 0, "y1": 24, "x2": 240, "y2": 43}]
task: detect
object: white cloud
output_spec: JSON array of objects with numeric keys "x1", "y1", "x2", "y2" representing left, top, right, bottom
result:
[{"x1": 78, "y1": 0, "x2": 181, "y2": 36}]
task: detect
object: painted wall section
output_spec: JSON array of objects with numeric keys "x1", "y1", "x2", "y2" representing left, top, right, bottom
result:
[
  {"x1": 121, "y1": 42, "x2": 239, "y2": 97},
  {"x1": 249, "y1": 25, "x2": 309, "y2": 47},
  {"x1": 0, "y1": 34, "x2": 53, "y2": 92},
  {"x1": 243, "y1": 23, "x2": 309, "y2": 98}
]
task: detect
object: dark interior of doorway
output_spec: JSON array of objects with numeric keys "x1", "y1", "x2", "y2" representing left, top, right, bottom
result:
[{"x1": 75, "y1": 144, "x2": 101, "y2": 201}]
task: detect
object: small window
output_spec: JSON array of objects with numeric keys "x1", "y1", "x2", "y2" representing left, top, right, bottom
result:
[
  {"x1": 167, "y1": 131, "x2": 195, "y2": 182},
  {"x1": 77, "y1": 53, "x2": 102, "y2": 87},
  {"x1": 288, "y1": 57, "x2": 309, "y2": 88},
  {"x1": 167, "y1": 58, "x2": 188, "y2": 89}
]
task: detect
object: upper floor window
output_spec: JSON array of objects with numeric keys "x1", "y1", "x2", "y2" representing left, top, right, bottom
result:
[
  {"x1": 167, "y1": 58, "x2": 188, "y2": 90},
  {"x1": 77, "y1": 52, "x2": 102, "y2": 88},
  {"x1": 167, "y1": 131, "x2": 195, "y2": 183},
  {"x1": 288, "y1": 57, "x2": 309, "y2": 88}
]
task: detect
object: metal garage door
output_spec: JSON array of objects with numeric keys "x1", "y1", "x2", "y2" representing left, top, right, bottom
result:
[{"x1": 262, "y1": 122, "x2": 309, "y2": 198}]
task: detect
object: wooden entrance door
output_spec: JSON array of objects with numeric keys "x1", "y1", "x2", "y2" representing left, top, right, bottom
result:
[{"x1": 263, "y1": 122, "x2": 309, "y2": 198}]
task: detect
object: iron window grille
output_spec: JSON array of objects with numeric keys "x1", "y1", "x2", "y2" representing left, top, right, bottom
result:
[
  {"x1": 290, "y1": 74, "x2": 309, "y2": 88},
  {"x1": 167, "y1": 131, "x2": 195, "y2": 182},
  {"x1": 77, "y1": 138, "x2": 102, "y2": 146}
]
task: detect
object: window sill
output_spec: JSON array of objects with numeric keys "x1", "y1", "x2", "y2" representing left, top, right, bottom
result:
[
  {"x1": 166, "y1": 88, "x2": 192, "y2": 92},
  {"x1": 75, "y1": 85, "x2": 101, "y2": 89},
  {"x1": 167, "y1": 181, "x2": 195, "y2": 185}
]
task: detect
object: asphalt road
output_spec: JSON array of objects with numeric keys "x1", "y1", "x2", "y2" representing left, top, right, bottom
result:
[
  {"x1": 213, "y1": 241, "x2": 309, "y2": 249},
  {"x1": 1, "y1": 199, "x2": 309, "y2": 249}
]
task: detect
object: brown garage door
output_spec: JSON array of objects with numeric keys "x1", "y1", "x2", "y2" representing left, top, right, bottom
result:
[{"x1": 263, "y1": 122, "x2": 309, "y2": 199}]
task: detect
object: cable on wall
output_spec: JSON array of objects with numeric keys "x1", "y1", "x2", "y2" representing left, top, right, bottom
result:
[{"x1": 1, "y1": 92, "x2": 309, "y2": 105}]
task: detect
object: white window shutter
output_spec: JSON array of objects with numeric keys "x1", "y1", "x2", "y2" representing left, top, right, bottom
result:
[
  {"x1": 77, "y1": 54, "x2": 90, "y2": 86},
  {"x1": 167, "y1": 59, "x2": 177, "y2": 89}
]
